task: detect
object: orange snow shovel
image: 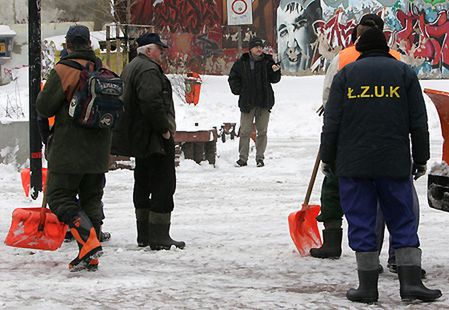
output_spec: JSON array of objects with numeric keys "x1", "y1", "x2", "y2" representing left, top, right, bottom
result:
[
  {"x1": 5, "y1": 181, "x2": 67, "y2": 251},
  {"x1": 288, "y1": 151, "x2": 322, "y2": 256}
]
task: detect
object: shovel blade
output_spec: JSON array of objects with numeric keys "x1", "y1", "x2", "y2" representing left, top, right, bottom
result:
[
  {"x1": 4, "y1": 208, "x2": 67, "y2": 251},
  {"x1": 428, "y1": 174, "x2": 449, "y2": 212},
  {"x1": 288, "y1": 204, "x2": 322, "y2": 257}
]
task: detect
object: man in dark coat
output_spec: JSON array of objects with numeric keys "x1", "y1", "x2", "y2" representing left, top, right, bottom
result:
[
  {"x1": 36, "y1": 25, "x2": 107, "y2": 271},
  {"x1": 111, "y1": 32, "x2": 184, "y2": 250},
  {"x1": 228, "y1": 37, "x2": 281, "y2": 167},
  {"x1": 320, "y1": 27, "x2": 441, "y2": 303}
]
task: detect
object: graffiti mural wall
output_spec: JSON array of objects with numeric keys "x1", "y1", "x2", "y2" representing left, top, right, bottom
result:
[{"x1": 130, "y1": 0, "x2": 449, "y2": 78}]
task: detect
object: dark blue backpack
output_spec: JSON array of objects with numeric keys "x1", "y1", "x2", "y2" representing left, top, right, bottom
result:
[{"x1": 59, "y1": 59, "x2": 124, "y2": 129}]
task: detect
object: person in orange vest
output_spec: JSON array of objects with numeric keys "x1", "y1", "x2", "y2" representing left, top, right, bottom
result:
[
  {"x1": 320, "y1": 26, "x2": 441, "y2": 304},
  {"x1": 311, "y1": 14, "x2": 424, "y2": 278}
]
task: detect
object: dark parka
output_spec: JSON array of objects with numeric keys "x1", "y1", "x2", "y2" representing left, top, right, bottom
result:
[
  {"x1": 111, "y1": 54, "x2": 176, "y2": 158},
  {"x1": 228, "y1": 52, "x2": 281, "y2": 113},
  {"x1": 36, "y1": 49, "x2": 112, "y2": 174},
  {"x1": 320, "y1": 52, "x2": 429, "y2": 179}
]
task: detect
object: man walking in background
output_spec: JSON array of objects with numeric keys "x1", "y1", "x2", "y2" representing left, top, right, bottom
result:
[
  {"x1": 228, "y1": 37, "x2": 281, "y2": 168},
  {"x1": 112, "y1": 32, "x2": 184, "y2": 250}
]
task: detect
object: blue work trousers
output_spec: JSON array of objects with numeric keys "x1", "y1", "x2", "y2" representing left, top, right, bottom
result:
[{"x1": 339, "y1": 177, "x2": 419, "y2": 252}]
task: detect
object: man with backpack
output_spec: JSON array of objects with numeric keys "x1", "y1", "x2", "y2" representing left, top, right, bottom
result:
[
  {"x1": 36, "y1": 25, "x2": 119, "y2": 271},
  {"x1": 111, "y1": 32, "x2": 185, "y2": 250}
]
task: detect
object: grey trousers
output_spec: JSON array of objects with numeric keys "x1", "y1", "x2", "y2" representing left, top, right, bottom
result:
[
  {"x1": 376, "y1": 182, "x2": 420, "y2": 264},
  {"x1": 239, "y1": 107, "x2": 270, "y2": 162}
]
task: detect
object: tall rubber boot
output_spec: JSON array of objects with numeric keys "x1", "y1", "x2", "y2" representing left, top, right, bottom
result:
[
  {"x1": 68, "y1": 211, "x2": 103, "y2": 271},
  {"x1": 396, "y1": 248, "x2": 442, "y2": 302},
  {"x1": 347, "y1": 252, "x2": 379, "y2": 303},
  {"x1": 136, "y1": 208, "x2": 150, "y2": 247},
  {"x1": 148, "y1": 211, "x2": 185, "y2": 250},
  {"x1": 93, "y1": 224, "x2": 111, "y2": 243},
  {"x1": 310, "y1": 228, "x2": 342, "y2": 258}
]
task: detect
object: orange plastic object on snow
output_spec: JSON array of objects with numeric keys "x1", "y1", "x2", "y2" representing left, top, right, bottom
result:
[
  {"x1": 21, "y1": 167, "x2": 48, "y2": 198},
  {"x1": 424, "y1": 88, "x2": 449, "y2": 163},
  {"x1": 185, "y1": 72, "x2": 202, "y2": 105},
  {"x1": 288, "y1": 151, "x2": 322, "y2": 256},
  {"x1": 6, "y1": 171, "x2": 67, "y2": 251},
  {"x1": 4, "y1": 201, "x2": 67, "y2": 251}
]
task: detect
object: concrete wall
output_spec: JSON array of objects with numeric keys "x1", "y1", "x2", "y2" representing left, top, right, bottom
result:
[{"x1": 0, "y1": 120, "x2": 29, "y2": 166}]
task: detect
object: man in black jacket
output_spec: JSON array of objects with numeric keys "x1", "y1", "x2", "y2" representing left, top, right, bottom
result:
[
  {"x1": 320, "y1": 28, "x2": 441, "y2": 303},
  {"x1": 111, "y1": 33, "x2": 184, "y2": 250},
  {"x1": 228, "y1": 37, "x2": 281, "y2": 167}
]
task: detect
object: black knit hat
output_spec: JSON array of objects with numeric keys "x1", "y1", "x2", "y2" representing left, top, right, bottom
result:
[
  {"x1": 356, "y1": 27, "x2": 389, "y2": 53},
  {"x1": 359, "y1": 13, "x2": 384, "y2": 31},
  {"x1": 248, "y1": 37, "x2": 264, "y2": 50},
  {"x1": 66, "y1": 25, "x2": 90, "y2": 43}
]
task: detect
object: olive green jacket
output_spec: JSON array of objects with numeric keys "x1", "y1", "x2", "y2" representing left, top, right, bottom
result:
[
  {"x1": 111, "y1": 54, "x2": 176, "y2": 158},
  {"x1": 36, "y1": 49, "x2": 112, "y2": 173}
]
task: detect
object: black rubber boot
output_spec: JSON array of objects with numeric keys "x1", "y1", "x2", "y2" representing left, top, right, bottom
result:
[
  {"x1": 135, "y1": 209, "x2": 150, "y2": 247},
  {"x1": 148, "y1": 212, "x2": 185, "y2": 250},
  {"x1": 396, "y1": 248, "x2": 442, "y2": 302},
  {"x1": 68, "y1": 211, "x2": 103, "y2": 271},
  {"x1": 93, "y1": 224, "x2": 111, "y2": 243},
  {"x1": 310, "y1": 228, "x2": 342, "y2": 258},
  {"x1": 346, "y1": 252, "x2": 379, "y2": 303}
]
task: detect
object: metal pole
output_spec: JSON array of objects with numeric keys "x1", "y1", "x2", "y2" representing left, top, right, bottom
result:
[
  {"x1": 106, "y1": 25, "x2": 111, "y2": 68},
  {"x1": 28, "y1": 0, "x2": 42, "y2": 199}
]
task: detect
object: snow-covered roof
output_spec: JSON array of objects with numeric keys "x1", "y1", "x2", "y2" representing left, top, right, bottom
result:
[{"x1": 0, "y1": 25, "x2": 16, "y2": 37}]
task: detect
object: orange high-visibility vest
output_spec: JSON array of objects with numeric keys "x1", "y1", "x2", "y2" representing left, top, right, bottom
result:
[{"x1": 338, "y1": 45, "x2": 401, "y2": 71}]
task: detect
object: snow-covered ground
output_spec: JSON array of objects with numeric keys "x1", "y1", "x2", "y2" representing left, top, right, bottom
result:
[{"x1": 1, "y1": 73, "x2": 449, "y2": 309}]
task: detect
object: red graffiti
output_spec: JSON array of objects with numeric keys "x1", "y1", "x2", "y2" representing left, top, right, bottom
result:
[
  {"x1": 153, "y1": 0, "x2": 222, "y2": 34},
  {"x1": 314, "y1": 9, "x2": 357, "y2": 50},
  {"x1": 395, "y1": 8, "x2": 449, "y2": 70}
]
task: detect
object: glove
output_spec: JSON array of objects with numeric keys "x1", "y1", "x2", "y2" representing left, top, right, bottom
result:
[
  {"x1": 412, "y1": 162, "x2": 426, "y2": 180},
  {"x1": 321, "y1": 162, "x2": 334, "y2": 177}
]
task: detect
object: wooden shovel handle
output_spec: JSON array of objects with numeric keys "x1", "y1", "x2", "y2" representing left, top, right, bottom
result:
[{"x1": 303, "y1": 150, "x2": 321, "y2": 207}]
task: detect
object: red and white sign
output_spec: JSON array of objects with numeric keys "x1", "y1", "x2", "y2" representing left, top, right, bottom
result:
[{"x1": 227, "y1": 0, "x2": 253, "y2": 25}]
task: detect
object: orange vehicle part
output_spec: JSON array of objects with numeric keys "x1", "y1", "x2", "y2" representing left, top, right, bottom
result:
[{"x1": 424, "y1": 88, "x2": 449, "y2": 163}]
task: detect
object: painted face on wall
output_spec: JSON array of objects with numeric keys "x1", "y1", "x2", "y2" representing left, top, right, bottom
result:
[{"x1": 277, "y1": 0, "x2": 321, "y2": 72}]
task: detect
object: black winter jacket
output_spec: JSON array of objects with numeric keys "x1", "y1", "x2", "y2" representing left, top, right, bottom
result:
[
  {"x1": 111, "y1": 54, "x2": 175, "y2": 158},
  {"x1": 320, "y1": 51, "x2": 429, "y2": 179},
  {"x1": 228, "y1": 52, "x2": 281, "y2": 113}
]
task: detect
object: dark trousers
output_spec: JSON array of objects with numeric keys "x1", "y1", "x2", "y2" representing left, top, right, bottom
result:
[
  {"x1": 339, "y1": 177, "x2": 419, "y2": 252},
  {"x1": 46, "y1": 172, "x2": 105, "y2": 225},
  {"x1": 376, "y1": 182, "x2": 420, "y2": 264},
  {"x1": 133, "y1": 138, "x2": 176, "y2": 213},
  {"x1": 317, "y1": 173, "x2": 343, "y2": 223}
]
